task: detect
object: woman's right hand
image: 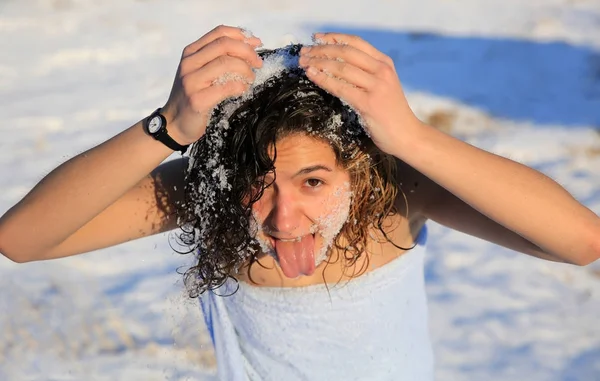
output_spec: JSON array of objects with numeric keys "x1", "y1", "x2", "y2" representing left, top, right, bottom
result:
[{"x1": 162, "y1": 25, "x2": 263, "y2": 145}]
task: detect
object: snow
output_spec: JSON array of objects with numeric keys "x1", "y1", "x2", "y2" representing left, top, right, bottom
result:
[
  {"x1": 1, "y1": 0, "x2": 600, "y2": 380},
  {"x1": 251, "y1": 47, "x2": 299, "y2": 89},
  {"x1": 312, "y1": 182, "x2": 352, "y2": 266}
]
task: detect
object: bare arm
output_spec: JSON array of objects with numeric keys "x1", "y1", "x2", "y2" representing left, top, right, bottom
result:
[
  {"x1": 393, "y1": 122, "x2": 600, "y2": 266},
  {"x1": 0, "y1": 122, "x2": 179, "y2": 262},
  {"x1": 0, "y1": 25, "x2": 264, "y2": 263},
  {"x1": 396, "y1": 159, "x2": 569, "y2": 263}
]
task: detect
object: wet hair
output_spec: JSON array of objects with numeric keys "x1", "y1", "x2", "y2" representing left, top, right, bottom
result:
[{"x1": 177, "y1": 44, "x2": 408, "y2": 298}]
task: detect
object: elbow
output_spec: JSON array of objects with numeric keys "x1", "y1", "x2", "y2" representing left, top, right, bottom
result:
[
  {"x1": 572, "y1": 226, "x2": 600, "y2": 267},
  {"x1": 0, "y1": 249, "x2": 29, "y2": 264},
  {"x1": 0, "y1": 245, "x2": 31, "y2": 264},
  {"x1": 0, "y1": 248, "x2": 37, "y2": 264},
  {"x1": 579, "y1": 248, "x2": 600, "y2": 268},
  {"x1": 0, "y1": 231, "x2": 36, "y2": 264},
  {"x1": 576, "y1": 255, "x2": 598, "y2": 267},
  {"x1": 2, "y1": 254, "x2": 30, "y2": 264}
]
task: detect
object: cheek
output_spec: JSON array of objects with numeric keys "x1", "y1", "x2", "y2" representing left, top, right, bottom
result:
[
  {"x1": 250, "y1": 204, "x2": 267, "y2": 234},
  {"x1": 311, "y1": 183, "x2": 352, "y2": 265},
  {"x1": 249, "y1": 206, "x2": 275, "y2": 253},
  {"x1": 313, "y1": 183, "x2": 352, "y2": 236}
]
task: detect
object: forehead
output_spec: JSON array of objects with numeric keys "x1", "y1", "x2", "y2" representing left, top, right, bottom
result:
[{"x1": 272, "y1": 134, "x2": 337, "y2": 170}]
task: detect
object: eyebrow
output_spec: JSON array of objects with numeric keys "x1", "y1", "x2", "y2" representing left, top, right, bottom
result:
[{"x1": 292, "y1": 165, "x2": 333, "y2": 178}]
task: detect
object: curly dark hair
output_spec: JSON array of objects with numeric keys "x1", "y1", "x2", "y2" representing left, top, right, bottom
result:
[{"x1": 177, "y1": 44, "x2": 408, "y2": 298}]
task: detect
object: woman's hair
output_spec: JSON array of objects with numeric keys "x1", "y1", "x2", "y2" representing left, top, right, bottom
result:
[{"x1": 177, "y1": 44, "x2": 407, "y2": 298}]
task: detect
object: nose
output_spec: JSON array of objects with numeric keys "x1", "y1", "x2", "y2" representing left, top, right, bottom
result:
[{"x1": 265, "y1": 188, "x2": 301, "y2": 236}]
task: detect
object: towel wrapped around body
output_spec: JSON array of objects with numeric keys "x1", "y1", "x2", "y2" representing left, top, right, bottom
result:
[{"x1": 200, "y1": 224, "x2": 433, "y2": 381}]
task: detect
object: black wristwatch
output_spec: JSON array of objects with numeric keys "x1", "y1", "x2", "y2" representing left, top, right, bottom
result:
[{"x1": 143, "y1": 108, "x2": 189, "y2": 154}]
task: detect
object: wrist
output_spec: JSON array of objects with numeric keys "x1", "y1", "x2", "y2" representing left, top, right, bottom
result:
[
  {"x1": 160, "y1": 105, "x2": 192, "y2": 146},
  {"x1": 144, "y1": 108, "x2": 190, "y2": 154},
  {"x1": 165, "y1": 119, "x2": 191, "y2": 147},
  {"x1": 388, "y1": 117, "x2": 429, "y2": 160}
]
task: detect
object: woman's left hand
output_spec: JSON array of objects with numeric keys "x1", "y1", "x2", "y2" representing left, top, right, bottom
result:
[{"x1": 299, "y1": 33, "x2": 420, "y2": 156}]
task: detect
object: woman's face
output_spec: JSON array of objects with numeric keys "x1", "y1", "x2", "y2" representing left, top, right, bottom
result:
[{"x1": 251, "y1": 133, "x2": 352, "y2": 279}]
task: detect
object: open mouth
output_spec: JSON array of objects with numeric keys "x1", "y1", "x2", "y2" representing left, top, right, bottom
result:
[
  {"x1": 274, "y1": 236, "x2": 302, "y2": 243},
  {"x1": 266, "y1": 233, "x2": 317, "y2": 278},
  {"x1": 267, "y1": 233, "x2": 315, "y2": 246}
]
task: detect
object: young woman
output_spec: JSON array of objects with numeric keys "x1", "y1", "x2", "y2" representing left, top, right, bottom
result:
[{"x1": 0, "y1": 25, "x2": 598, "y2": 380}]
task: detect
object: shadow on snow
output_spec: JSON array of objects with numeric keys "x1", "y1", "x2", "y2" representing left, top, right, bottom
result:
[{"x1": 313, "y1": 25, "x2": 600, "y2": 127}]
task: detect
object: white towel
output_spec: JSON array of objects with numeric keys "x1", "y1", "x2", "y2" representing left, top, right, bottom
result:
[{"x1": 200, "y1": 225, "x2": 433, "y2": 381}]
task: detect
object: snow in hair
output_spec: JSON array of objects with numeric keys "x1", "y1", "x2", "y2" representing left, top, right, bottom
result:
[{"x1": 177, "y1": 44, "x2": 401, "y2": 297}]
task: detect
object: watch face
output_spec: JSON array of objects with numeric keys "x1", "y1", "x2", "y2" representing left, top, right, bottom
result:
[{"x1": 148, "y1": 115, "x2": 162, "y2": 134}]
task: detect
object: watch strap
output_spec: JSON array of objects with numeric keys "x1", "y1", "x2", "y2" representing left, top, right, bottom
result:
[
  {"x1": 154, "y1": 129, "x2": 189, "y2": 154},
  {"x1": 145, "y1": 108, "x2": 189, "y2": 154}
]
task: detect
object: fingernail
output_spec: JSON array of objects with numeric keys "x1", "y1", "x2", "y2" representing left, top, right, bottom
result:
[
  {"x1": 307, "y1": 66, "x2": 318, "y2": 75},
  {"x1": 300, "y1": 46, "x2": 311, "y2": 54}
]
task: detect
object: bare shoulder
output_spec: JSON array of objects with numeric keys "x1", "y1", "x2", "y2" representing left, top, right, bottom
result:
[
  {"x1": 394, "y1": 158, "x2": 441, "y2": 221},
  {"x1": 384, "y1": 158, "x2": 437, "y2": 246}
]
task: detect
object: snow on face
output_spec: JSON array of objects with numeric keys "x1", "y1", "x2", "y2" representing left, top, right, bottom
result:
[
  {"x1": 312, "y1": 181, "x2": 353, "y2": 266},
  {"x1": 247, "y1": 134, "x2": 353, "y2": 270},
  {"x1": 249, "y1": 183, "x2": 353, "y2": 269},
  {"x1": 249, "y1": 209, "x2": 277, "y2": 260}
]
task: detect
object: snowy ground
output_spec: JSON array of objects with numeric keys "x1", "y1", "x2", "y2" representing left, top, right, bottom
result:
[{"x1": 1, "y1": 0, "x2": 600, "y2": 380}]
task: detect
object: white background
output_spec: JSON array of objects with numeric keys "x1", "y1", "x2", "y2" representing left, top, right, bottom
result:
[{"x1": 1, "y1": 0, "x2": 599, "y2": 379}]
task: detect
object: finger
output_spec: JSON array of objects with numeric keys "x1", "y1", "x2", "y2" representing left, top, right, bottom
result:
[
  {"x1": 183, "y1": 25, "x2": 262, "y2": 58},
  {"x1": 298, "y1": 56, "x2": 375, "y2": 90},
  {"x1": 304, "y1": 66, "x2": 367, "y2": 109},
  {"x1": 180, "y1": 37, "x2": 263, "y2": 76},
  {"x1": 313, "y1": 32, "x2": 392, "y2": 66},
  {"x1": 300, "y1": 44, "x2": 381, "y2": 75},
  {"x1": 182, "y1": 56, "x2": 255, "y2": 94},
  {"x1": 188, "y1": 80, "x2": 250, "y2": 113}
]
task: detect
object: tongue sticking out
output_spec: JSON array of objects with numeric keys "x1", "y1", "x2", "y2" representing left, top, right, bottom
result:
[{"x1": 274, "y1": 234, "x2": 316, "y2": 278}]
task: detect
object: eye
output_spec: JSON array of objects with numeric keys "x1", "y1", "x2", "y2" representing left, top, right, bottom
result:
[{"x1": 304, "y1": 178, "x2": 324, "y2": 188}]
